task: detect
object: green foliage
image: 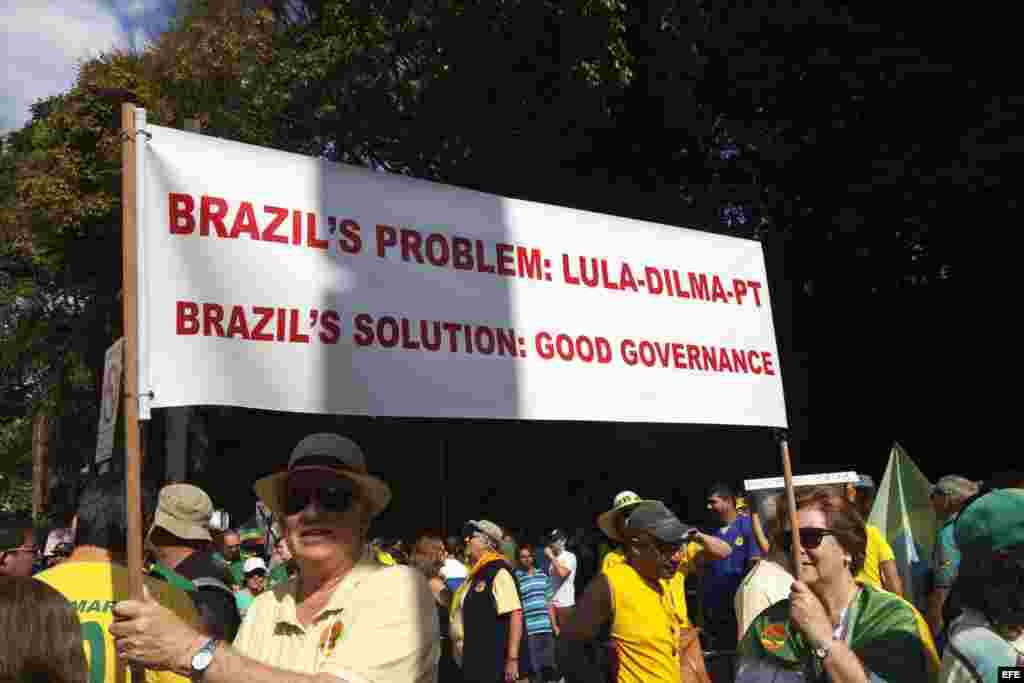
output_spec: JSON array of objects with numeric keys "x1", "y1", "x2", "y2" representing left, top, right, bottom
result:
[{"x1": 0, "y1": 417, "x2": 32, "y2": 514}]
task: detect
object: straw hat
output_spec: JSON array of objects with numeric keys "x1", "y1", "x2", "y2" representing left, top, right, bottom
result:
[
  {"x1": 597, "y1": 490, "x2": 649, "y2": 541},
  {"x1": 253, "y1": 433, "x2": 392, "y2": 519}
]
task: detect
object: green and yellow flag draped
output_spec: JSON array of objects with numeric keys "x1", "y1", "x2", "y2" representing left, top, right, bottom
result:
[{"x1": 738, "y1": 584, "x2": 939, "y2": 682}]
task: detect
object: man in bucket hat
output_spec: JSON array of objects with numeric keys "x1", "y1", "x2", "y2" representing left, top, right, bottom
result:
[
  {"x1": 112, "y1": 433, "x2": 440, "y2": 683},
  {"x1": 147, "y1": 483, "x2": 240, "y2": 642}
]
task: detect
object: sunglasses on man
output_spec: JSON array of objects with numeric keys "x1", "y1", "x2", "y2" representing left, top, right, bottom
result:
[
  {"x1": 780, "y1": 527, "x2": 836, "y2": 553},
  {"x1": 284, "y1": 484, "x2": 356, "y2": 516}
]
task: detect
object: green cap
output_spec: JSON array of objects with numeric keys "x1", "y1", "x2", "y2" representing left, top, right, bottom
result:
[{"x1": 955, "y1": 489, "x2": 1024, "y2": 561}]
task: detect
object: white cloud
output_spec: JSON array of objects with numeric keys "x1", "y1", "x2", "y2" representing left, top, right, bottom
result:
[
  {"x1": 112, "y1": 0, "x2": 165, "y2": 19},
  {"x1": 0, "y1": 1, "x2": 129, "y2": 134}
]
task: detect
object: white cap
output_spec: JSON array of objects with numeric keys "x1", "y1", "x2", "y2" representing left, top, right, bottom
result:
[{"x1": 243, "y1": 557, "x2": 267, "y2": 575}]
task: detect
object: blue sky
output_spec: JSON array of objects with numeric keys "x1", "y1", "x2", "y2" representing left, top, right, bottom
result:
[{"x1": 1, "y1": 0, "x2": 176, "y2": 135}]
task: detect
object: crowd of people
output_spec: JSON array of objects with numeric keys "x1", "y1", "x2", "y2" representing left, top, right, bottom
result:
[{"x1": 1, "y1": 431, "x2": 1021, "y2": 683}]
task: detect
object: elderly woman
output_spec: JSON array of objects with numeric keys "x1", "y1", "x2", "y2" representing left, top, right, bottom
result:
[
  {"x1": 450, "y1": 520, "x2": 523, "y2": 683},
  {"x1": 736, "y1": 486, "x2": 939, "y2": 683}
]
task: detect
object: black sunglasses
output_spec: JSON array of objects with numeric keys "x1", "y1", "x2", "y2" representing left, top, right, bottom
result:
[
  {"x1": 780, "y1": 528, "x2": 836, "y2": 552},
  {"x1": 641, "y1": 535, "x2": 684, "y2": 558},
  {"x1": 285, "y1": 485, "x2": 355, "y2": 515}
]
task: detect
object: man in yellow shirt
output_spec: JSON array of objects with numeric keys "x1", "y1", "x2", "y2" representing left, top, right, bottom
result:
[
  {"x1": 35, "y1": 473, "x2": 201, "y2": 683},
  {"x1": 596, "y1": 493, "x2": 729, "y2": 682},
  {"x1": 847, "y1": 476, "x2": 904, "y2": 596},
  {"x1": 564, "y1": 501, "x2": 707, "y2": 683}
]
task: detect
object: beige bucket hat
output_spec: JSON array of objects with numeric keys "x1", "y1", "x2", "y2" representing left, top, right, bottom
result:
[
  {"x1": 254, "y1": 433, "x2": 392, "y2": 519},
  {"x1": 150, "y1": 483, "x2": 214, "y2": 543}
]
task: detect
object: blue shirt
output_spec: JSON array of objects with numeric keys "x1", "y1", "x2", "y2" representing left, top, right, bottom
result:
[
  {"x1": 514, "y1": 568, "x2": 554, "y2": 635},
  {"x1": 703, "y1": 514, "x2": 761, "y2": 609}
]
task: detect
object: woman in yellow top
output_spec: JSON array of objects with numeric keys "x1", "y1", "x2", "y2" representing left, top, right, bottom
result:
[
  {"x1": 564, "y1": 501, "x2": 710, "y2": 683},
  {"x1": 847, "y1": 478, "x2": 904, "y2": 596}
]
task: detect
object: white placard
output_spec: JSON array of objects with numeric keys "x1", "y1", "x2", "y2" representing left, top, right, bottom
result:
[
  {"x1": 140, "y1": 124, "x2": 788, "y2": 426},
  {"x1": 96, "y1": 338, "x2": 124, "y2": 463},
  {"x1": 744, "y1": 471, "x2": 859, "y2": 492}
]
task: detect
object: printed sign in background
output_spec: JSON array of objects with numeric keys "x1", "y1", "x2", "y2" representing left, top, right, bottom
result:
[
  {"x1": 140, "y1": 126, "x2": 788, "y2": 426},
  {"x1": 95, "y1": 338, "x2": 124, "y2": 464}
]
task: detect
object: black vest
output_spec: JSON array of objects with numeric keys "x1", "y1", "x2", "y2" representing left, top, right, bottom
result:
[{"x1": 462, "y1": 560, "x2": 519, "y2": 682}]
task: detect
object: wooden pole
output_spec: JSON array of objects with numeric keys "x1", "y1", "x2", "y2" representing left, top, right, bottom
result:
[
  {"x1": 121, "y1": 103, "x2": 145, "y2": 601},
  {"x1": 779, "y1": 435, "x2": 803, "y2": 581}
]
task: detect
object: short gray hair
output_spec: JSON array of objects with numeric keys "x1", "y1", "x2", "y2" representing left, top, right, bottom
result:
[{"x1": 934, "y1": 475, "x2": 980, "y2": 504}]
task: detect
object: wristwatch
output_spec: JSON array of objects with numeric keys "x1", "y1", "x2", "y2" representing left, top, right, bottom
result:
[
  {"x1": 812, "y1": 639, "x2": 834, "y2": 661},
  {"x1": 190, "y1": 638, "x2": 219, "y2": 680}
]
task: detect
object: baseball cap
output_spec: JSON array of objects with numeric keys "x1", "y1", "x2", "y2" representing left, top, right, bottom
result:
[
  {"x1": 546, "y1": 528, "x2": 568, "y2": 544},
  {"x1": 597, "y1": 491, "x2": 649, "y2": 541},
  {"x1": 464, "y1": 520, "x2": 503, "y2": 545},
  {"x1": 623, "y1": 501, "x2": 694, "y2": 543},
  {"x1": 955, "y1": 489, "x2": 1024, "y2": 563},
  {"x1": 243, "y1": 557, "x2": 268, "y2": 575},
  {"x1": 854, "y1": 475, "x2": 876, "y2": 489},
  {"x1": 150, "y1": 484, "x2": 213, "y2": 543}
]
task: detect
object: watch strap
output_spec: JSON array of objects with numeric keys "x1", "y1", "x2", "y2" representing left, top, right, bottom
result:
[{"x1": 190, "y1": 637, "x2": 219, "y2": 679}]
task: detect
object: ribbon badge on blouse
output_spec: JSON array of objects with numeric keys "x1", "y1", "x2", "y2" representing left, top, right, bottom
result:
[
  {"x1": 760, "y1": 622, "x2": 787, "y2": 652},
  {"x1": 319, "y1": 617, "x2": 345, "y2": 658}
]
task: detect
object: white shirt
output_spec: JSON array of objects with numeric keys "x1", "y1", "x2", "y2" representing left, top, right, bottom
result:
[
  {"x1": 441, "y1": 558, "x2": 468, "y2": 580},
  {"x1": 549, "y1": 550, "x2": 577, "y2": 607},
  {"x1": 734, "y1": 558, "x2": 793, "y2": 640}
]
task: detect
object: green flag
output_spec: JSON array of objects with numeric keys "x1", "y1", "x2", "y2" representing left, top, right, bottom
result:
[{"x1": 867, "y1": 442, "x2": 937, "y2": 613}]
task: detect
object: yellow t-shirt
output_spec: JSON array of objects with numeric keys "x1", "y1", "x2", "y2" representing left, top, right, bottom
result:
[
  {"x1": 605, "y1": 562, "x2": 683, "y2": 683},
  {"x1": 603, "y1": 542, "x2": 700, "y2": 628},
  {"x1": 856, "y1": 524, "x2": 895, "y2": 590},
  {"x1": 35, "y1": 560, "x2": 201, "y2": 683},
  {"x1": 491, "y1": 567, "x2": 523, "y2": 615}
]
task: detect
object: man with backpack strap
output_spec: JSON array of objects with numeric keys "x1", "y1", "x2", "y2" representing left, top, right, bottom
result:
[{"x1": 148, "y1": 483, "x2": 241, "y2": 642}]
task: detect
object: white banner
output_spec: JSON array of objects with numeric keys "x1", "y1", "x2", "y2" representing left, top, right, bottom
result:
[
  {"x1": 744, "y1": 471, "x2": 860, "y2": 492},
  {"x1": 141, "y1": 124, "x2": 788, "y2": 426}
]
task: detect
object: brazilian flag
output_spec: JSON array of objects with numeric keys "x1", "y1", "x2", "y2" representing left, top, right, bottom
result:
[
  {"x1": 738, "y1": 583, "x2": 939, "y2": 682},
  {"x1": 867, "y1": 443, "x2": 937, "y2": 614}
]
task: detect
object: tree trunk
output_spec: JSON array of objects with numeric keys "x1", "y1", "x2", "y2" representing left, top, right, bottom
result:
[{"x1": 31, "y1": 412, "x2": 49, "y2": 519}]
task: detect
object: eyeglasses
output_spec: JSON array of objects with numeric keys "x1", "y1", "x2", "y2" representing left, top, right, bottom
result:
[
  {"x1": 285, "y1": 485, "x2": 355, "y2": 515},
  {"x1": 780, "y1": 528, "x2": 836, "y2": 552},
  {"x1": 643, "y1": 537, "x2": 685, "y2": 559}
]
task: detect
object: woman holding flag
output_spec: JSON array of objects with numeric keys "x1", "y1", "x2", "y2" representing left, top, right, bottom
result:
[{"x1": 735, "y1": 486, "x2": 939, "y2": 682}]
